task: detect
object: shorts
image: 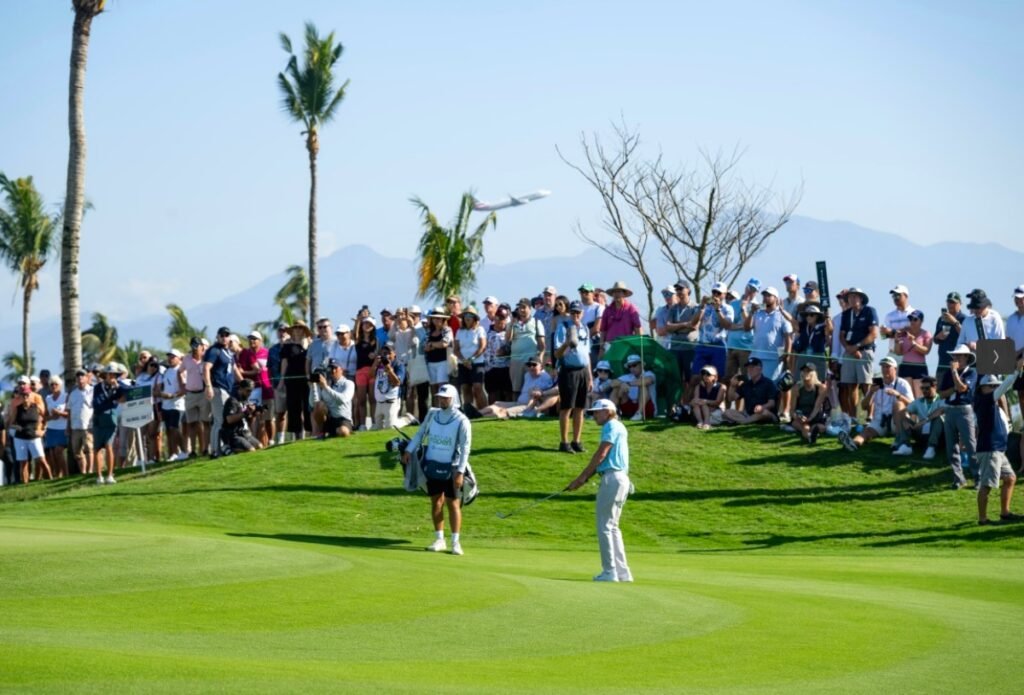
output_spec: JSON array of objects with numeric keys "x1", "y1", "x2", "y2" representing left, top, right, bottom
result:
[
  {"x1": 161, "y1": 410, "x2": 182, "y2": 429},
  {"x1": 723, "y1": 348, "x2": 749, "y2": 382},
  {"x1": 70, "y1": 429, "x2": 93, "y2": 458},
  {"x1": 44, "y1": 429, "x2": 68, "y2": 449},
  {"x1": 426, "y1": 476, "x2": 458, "y2": 498},
  {"x1": 558, "y1": 367, "x2": 588, "y2": 410},
  {"x1": 1013, "y1": 373, "x2": 1024, "y2": 392},
  {"x1": 619, "y1": 399, "x2": 655, "y2": 419},
  {"x1": 325, "y1": 415, "x2": 354, "y2": 435},
  {"x1": 484, "y1": 366, "x2": 513, "y2": 395},
  {"x1": 509, "y1": 360, "x2": 530, "y2": 392},
  {"x1": 692, "y1": 344, "x2": 726, "y2": 378},
  {"x1": 14, "y1": 437, "x2": 45, "y2": 461},
  {"x1": 273, "y1": 385, "x2": 287, "y2": 414},
  {"x1": 898, "y1": 363, "x2": 929, "y2": 380},
  {"x1": 93, "y1": 424, "x2": 116, "y2": 449},
  {"x1": 184, "y1": 391, "x2": 212, "y2": 424},
  {"x1": 841, "y1": 348, "x2": 874, "y2": 385},
  {"x1": 977, "y1": 451, "x2": 1015, "y2": 489},
  {"x1": 458, "y1": 363, "x2": 486, "y2": 386},
  {"x1": 355, "y1": 366, "x2": 373, "y2": 389},
  {"x1": 867, "y1": 412, "x2": 894, "y2": 437},
  {"x1": 427, "y1": 361, "x2": 450, "y2": 386}
]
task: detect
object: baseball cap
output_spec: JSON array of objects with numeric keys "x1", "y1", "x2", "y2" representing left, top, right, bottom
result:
[
  {"x1": 16, "y1": 375, "x2": 30, "y2": 385},
  {"x1": 761, "y1": 286, "x2": 780, "y2": 298},
  {"x1": 361, "y1": 317, "x2": 377, "y2": 327},
  {"x1": 542, "y1": 285, "x2": 557, "y2": 295},
  {"x1": 216, "y1": 326, "x2": 231, "y2": 337},
  {"x1": 587, "y1": 398, "x2": 617, "y2": 413},
  {"x1": 890, "y1": 284, "x2": 910, "y2": 296},
  {"x1": 1014, "y1": 285, "x2": 1024, "y2": 298},
  {"x1": 673, "y1": 280, "x2": 689, "y2": 290},
  {"x1": 436, "y1": 384, "x2": 458, "y2": 399},
  {"x1": 335, "y1": 323, "x2": 352, "y2": 334},
  {"x1": 167, "y1": 348, "x2": 184, "y2": 358},
  {"x1": 979, "y1": 374, "x2": 1003, "y2": 387},
  {"x1": 483, "y1": 295, "x2": 499, "y2": 305},
  {"x1": 75, "y1": 368, "x2": 88, "y2": 377},
  {"x1": 783, "y1": 273, "x2": 799, "y2": 283},
  {"x1": 726, "y1": 288, "x2": 739, "y2": 299},
  {"x1": 745, "y1": 356, "x2": 763, "y2": 367},
  {"x1": 247, "y1": 330, "x2": 263, "y2": 341},
  {"x1": 568, "y1": 300, "x2": 584, "y2": 312},
  {"x1": 525, "y1": 356, "x2": 541, "y2": 366},
  {"x1": 946, "y1": 291, "x2": 962, "y2": 303},
  {"x1": 326, "y1": 358, "x2": 342, "y2": 369},
  {"x1": 578, "y1": 283, "x2": 595, "y2": 292},
  {"x1": 700, "y1": 365, "x2": 718, "y2": 377},
  {"x1": 595, "y1": 360, "x2": 611, "y2": 371},
  {"x1": 625, "y1": 354, "x2": 642, "y2": 366},
  {"x1": 380, "y1": 309, "x2": 393, "y2": 318},
  {"x1": 661, "y1": 285, "x2": 675, "y2": 297},
  {"x1": 803, "y1": 280, "x2": 819, "y2": 292},
  {"x1": 879, "y1": 356, "x2": 898, "y2": 367},
  {"x1": 908, "y1": 309, "x2": 924, "y2": 321},
  {"x1": 746, "y1": 277, "x2": 761, "y2": 291},
  {"x1": 711, "y1": 281, "x2": 729, "y2": 294},
  {"x1": 189, "y1": 336, "x2": 202, "y2": 350}
]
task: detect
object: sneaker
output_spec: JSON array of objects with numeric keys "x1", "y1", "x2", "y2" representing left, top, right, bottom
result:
[
  {"x1": 893, "y1": 444, "x2": 913, "y2": 456},
  {"x1": 951, "y1": 481, "x2": 966, "y2": 491},
  {"x1": 629, "y1": 412, "x2": 644, "y2": 422},
  {"x1": 923, "y1": 446, "x2": 936, "y2": 460},
  {"x1": 617, "y1": 571, "x2": 634, "y2": 583},
  {"x1": 105, "y1": 475, "x2": 116, "y2": 484},
  {"x1": 999, "y1": 512, "x2": 1023, "y2": 523},
  {"x1": 407, "y1": 415, "x2": 419, "y2": 426},
  {"x1": 570, "y1": 441, "x2": 585, "y2": 453},
  {"x1": 837, "y1": 430, "x2": 858, "y2": 452},
  {"x1": 96, "y1": 477, "x2": 105, "y2": 485},
  {"x1": 425, "y1": 538, "x2": 446, "y2": 552},
  {"x1": 558, "y1": 442, "x2": 575, "y2": 454},
  {"x1": 450, "y1": 541, "x2": 464, "y2": 556},
  {"x1": 593, "y1": 571, "x2": 619, "y2": 582},
  {"x1": 778, "y1": 413, "x2": 792, "y2": 424}
]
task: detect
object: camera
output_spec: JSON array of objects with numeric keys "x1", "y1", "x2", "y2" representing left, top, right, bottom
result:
[
  {"x1": 385, "y1": 437, "x2": 409, "y2": 454},
  {"x1": 308, "y1": 368, "x2": 326, "y2": 383},
  {"x1": 872, "y1": 376, "x2": 884, "y2": 387}
]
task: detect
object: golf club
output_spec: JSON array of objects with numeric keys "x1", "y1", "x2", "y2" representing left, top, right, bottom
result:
[{"x1": 495, "y1": 486, "x2": 570, "y2": 519}]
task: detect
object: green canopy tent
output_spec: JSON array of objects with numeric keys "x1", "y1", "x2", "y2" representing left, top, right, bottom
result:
[{"x1": 602, "y1": 336, "x2": 682, "y2": 417}]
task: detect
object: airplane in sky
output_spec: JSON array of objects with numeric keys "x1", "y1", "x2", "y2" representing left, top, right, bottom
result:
[{"x1": 472, "y1": 189, "x2": 551, "y2": 211}]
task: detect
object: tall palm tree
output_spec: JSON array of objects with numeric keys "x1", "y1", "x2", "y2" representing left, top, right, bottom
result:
[
  {"x1": 166, "y1": 303, "x2": 207, "y2": 353},
  {"x1": 0, "y1": 174, "x2": 59, "y2": 376},
  {"x1": 61, "y1": 0, "x2": 106, "y2": 384},
  {"x1": 81, "y1": 311, "x2": 119, "y2": 366},
  {"x1": 411, "y1": 192, "x2": 497, "y2": 303},
  {"x1": 277, "y1": 22, "x2": 349, "y2": 325},
  {"x1": 254, "y1": 264, "x2": 310, "y2": 334}
]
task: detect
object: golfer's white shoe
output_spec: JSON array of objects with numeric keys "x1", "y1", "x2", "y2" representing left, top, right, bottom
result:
[
  {"x1": 450, "y1": 541, "x2": 464, "y2": 556},
  {"x1": 893, "y1": 444, "x2": 913, "y2": 456},
  {"x1": 617, "y1": 571, "x2": 634, "y2": 583},
  {"x1": 923, "y1": 446, "x2": 936, "y2": 460},
  {"x1": 425, "y1": 538, "x2": 446, "y2": 552},
  {"x1": 593, "y1": 571, "x2": 619, "y2": 582}
]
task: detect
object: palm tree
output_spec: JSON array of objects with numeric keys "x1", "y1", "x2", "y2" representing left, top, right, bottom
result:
[
  {"x1": 277, "y1": 22, "x2": 349, "y2": 324},
  {"x1": 166, "y1": 303, "x2": 207, "y2": 353},
  {"x1": 114, "y1": 339, "x2": 159, "y2": 374},
  {"x1": 411, "y1": 192, "x2": 497, "y2": 303},
  {"x1": 2, "y1": 351, "x2": 36, "y2": 382},
  {"x1": 0, "y1": 173, "x2": 60, "y2": 376},
  {"x1": 254, "y1": 265, "x2": 310, "y2": 334},
  {"x1": 61, "y1": 0, "x2": 106, "y2": 385},
  {"x1": 81, "y1": 312, "x2": 119, "y2": 366}
]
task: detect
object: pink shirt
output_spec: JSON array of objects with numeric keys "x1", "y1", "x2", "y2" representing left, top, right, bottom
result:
[
  {"x1": 895, "y1": 330, "x2": 932, "y2": 364},
  {"x1": 238, "y1": 347, "x2": 272, "y2": 397},
  {"x1": 182, "y1": 354, "x2": 205, "y2": 391},
  {"x1": 600, "y1": 300, "x2": 642, "y2": 342}
]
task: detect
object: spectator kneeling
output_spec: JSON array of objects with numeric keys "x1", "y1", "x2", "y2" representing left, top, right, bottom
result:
[
  {"x1": 311, "y1": 359, "x2": 355, "y2": 438},
  {"x1": 221, "y1": 379, "x2": 263, "y2": 453}
]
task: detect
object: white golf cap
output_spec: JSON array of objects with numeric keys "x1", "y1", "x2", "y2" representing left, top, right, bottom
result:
[
  {"x1": 626, "y1": 354, "x2": 642, "y2": 365},
  {"x1": 761, "y1": 286, "x2": 780, "y2": 298},
  {"x1": 247, "y1": 330, "x2": 263, "y2": 341},
  {"x1": 167, "y1": 348, "x2": 184, "y2": 358},
  {"x1": 361, "y1": 317, "x2": 377, "y2": 328},
  {"x1": 543, "y1": 285, "x2": 557, "y2": 295},
  {"x1": 879, "y1": 356, "x2": 898, "y2": 367},
  {"x1": 890, "y1": 284, "x2": 910, "y2": 296},
  {"x1": 587, "y1": 398, "x2": 617, "y2": 413},
  {"x1": 483, "y1": 296, "x2": 499, "y2": 305},
  {"x1": 436, "y1": 384, "x2": 458, "y2": 399},
  {"x1": 16, "y1": 375, "x2": 29, "y2": 385},
  {"x1": 595, "y1": 360, "x2": 612, "y2": 371},
  {"x1": 1013, "y1": 285, "x2": 1024, "y2": 298},
  {"x1": 408, "y1": 305, "x2": 422, "y2": 314},
  {"x1": 711, "y1": 281, "x2": 729, "y2": 294},
  {"x1": 335, "y1": 323, "x2": 352, "y2": 334},
  {"x1": 979, "y1": 374, "x2": 1003, "y2": 387},
  {"x1": 700, "y1": 364, "x2": 718, "y2": 376},
  {"x1": 783, "y1": 273, "x2": 799, "y2": 283}
]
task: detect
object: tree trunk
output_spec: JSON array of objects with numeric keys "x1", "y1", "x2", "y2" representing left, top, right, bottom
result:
[
  {"x1": 61, "y1": 8, "x2": 97, "y2": 385},
  {"x1": 22, "y1": 285, "x2": 33, "y2": 376},
  {"x1": 306, "y1": 135, "x2": 319, "y2": 325}
]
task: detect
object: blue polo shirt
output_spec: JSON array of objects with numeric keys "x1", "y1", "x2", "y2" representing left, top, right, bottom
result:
[
  {"x1": 698, "y1": 303, "x2": 733, "y2": 345},
  {"x1": 940, "y1": 366, "x2": 976, "y2": 407},
  {"x1": 554, "y1": 321, "x2": 590, "y2": 368},
  {"x1": 203, "y1": 344, "x2": 235, "y2": 392},
  {"x1": 839, "y1": 306, "x2": 879, "y2": 349},
  {"x1": 726, "y1": 299, "x2": 753, "y2": 350},
  {"x1": 597, "y1": 418, "x2": 629, "y2": 474}
]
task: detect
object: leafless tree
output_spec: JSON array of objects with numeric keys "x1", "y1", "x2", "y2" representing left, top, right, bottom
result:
[{"x1": 556, "y1": 123, "x2": 656, "y2": 321}]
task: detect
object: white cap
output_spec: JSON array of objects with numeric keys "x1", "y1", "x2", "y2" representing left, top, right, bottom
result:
[
  {"x1": 436, "y1": 384, "x2": 458, "y2": 399},
  {"x1": 167, "y1": 348, "x2": 184, "y2": 358},
  {"x1": 50, "y1": 375, "x2": 63, "y2": 386},
  {"x1": 625, "y1": 354, "x2": 642, "y2": 365},
  {"x1": 408, "y1": 305, "x2": 422, "y2": 314},
  {"x1": 1013, "y1": 285, "x2": 1024, "y2": 298},
  {"x1": 247, "y1": 330, "x2": 263, "y2": 341},
  {"x1": 587, "y1": 398, "x2": 617, "y2": 413},
  {"x1": 335, "y1": 323, "x2": 352, "y2": 334},
  {"x1": 761, "y1": 286, "x2": 780, "y2": 299},
  {"x1": 16, "y1": 375, "x2": 30, "y2": 385},
  {"x1": 361, "y1": 317, "x2": 377, "y2": 328},
  {"x1": 890, "y1": 284, "x2": 910, "y2": 296},
  {"x1": 595, "y1": 360, "x2": 612, "y2": 371},
  {"x1": 543, "y1": 285, "x2": 557, "y2": 295},
  {"x1": 711, "y1": 281, "x2": 729, "y2": 295},
  {"x1": 483, "y1": 296, "x2": 499, "y2": 305}
]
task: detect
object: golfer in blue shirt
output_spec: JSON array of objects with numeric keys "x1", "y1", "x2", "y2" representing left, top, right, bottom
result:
[{"x1": 569, "y1": 398, "x2": 633, "y2": 582}]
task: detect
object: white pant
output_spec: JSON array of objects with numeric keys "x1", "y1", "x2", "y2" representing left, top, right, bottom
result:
[
  {"x1": 596, "y1": 470, "x2": 631, "y2": 579},
  {"x1": 373, "y1": 400, "x2": 415, "y2": 430}
]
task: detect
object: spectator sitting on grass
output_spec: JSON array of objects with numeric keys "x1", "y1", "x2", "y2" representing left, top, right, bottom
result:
[
  {"x1": 220, "y1": 379, "x2": 263, "y2": 453},
  {"x1": 588, "y1": 360, "x2": 615, "y2": 409},
  {"x1": 892, "y1": 375, "x2": 944, "y2": 460},
  {"x1": 690, "y1": 365, "x2": 726, "y2": 430},
  {"x1": 791, "y1": 362, "x2": 830, "y2": 445},
  {"x1": 974, "y1": 374, "x2": 1020, "y2": 526},
  {"x1": 611, "y1": 354, "x2": 656, "y2": 422},
  {"x1": 723, "y1": 356, "x2": 778, "y2": 425},
  {"x1": 477, "y1": 357, "x2": 559, "y2": 419},
  {"x1": 837, "y1": 356, "x2": 913, "y2": 453}
]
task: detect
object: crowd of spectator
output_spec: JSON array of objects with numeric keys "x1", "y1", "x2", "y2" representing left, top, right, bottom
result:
[{"x1": 3, "y1": 276, "x2": 1023, "y2": 523}]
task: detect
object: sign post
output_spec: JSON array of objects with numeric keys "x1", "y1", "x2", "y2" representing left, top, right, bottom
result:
[
  {"x1": 119, "y1": 384, "x2": 154, "y2": 474},
  {"x1": 816, "y1": 261, "x2": 830, "y2": 310}
]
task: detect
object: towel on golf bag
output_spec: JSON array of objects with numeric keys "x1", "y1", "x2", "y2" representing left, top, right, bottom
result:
[{"x1": 399, "y1": 410, "x2": 479, "y2": 506}]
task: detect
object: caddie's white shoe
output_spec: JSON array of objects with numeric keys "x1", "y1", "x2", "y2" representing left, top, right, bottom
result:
[
  {"x1": 629, "y1": 413, "x2": 643, "y2": 422},
  {"x1": 450, "y1": 541, "x2": 464, "y2": 556},
  {"x1": 923, "y1": 446, "x2": 936, "y2": 460},
  {"x1": 593, "y1": 571, "x2": 619, "y2": 582},
  {"x1": 425, "y1": 538, "x2": 446, "y2": 552},
  {"x1": 893, "y1": 444, "x2": 913, "y2": 456}
]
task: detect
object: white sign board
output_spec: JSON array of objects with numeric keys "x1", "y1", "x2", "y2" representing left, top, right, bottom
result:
[{"x1": 119, "y1": 385, "x2": 154, "y2": 429}]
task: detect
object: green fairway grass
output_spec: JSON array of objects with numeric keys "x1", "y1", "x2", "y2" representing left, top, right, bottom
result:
[{"x1": 2, "y1": 420, "x2": 1023, "y2": 692}]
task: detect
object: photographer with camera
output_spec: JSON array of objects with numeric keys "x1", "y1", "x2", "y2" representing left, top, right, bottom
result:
[
  {"x1": 372, "y1": 345, "x2": 415, "y2": 430},
  {"x1": 219, "y1": 379, "x2": 263, "y2": 454},
  {"x1": 310, "y1": 358, "x2": 355, "y2": 438}
]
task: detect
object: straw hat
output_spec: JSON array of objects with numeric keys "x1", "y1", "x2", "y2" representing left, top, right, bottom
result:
[
  {"x1": 607, "y1": 280, "x2": 633, "y2": 297},
  {"x1": 288, "y1": 320, "x2": 312, "y2": 339},
  {"x1": 427, "y1": 306, "x2": 449, "y2": 319}
]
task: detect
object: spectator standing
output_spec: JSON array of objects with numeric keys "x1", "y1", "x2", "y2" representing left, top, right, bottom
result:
[
  {"x1": 652, "y1": 286, "x2": 676, "y2": 348},
  {"x1": 744, "y1": 286, "x2": 793, "y2": 383},
  {"x1": 307, "y1": 317, "x2": 336, "y2": 375},
  {"x1": 1007, "y1": 285, "x2": 1024, "y2": 468},
  {"x1": 974, "y1": 374, "x2": 1019, "y2": 525},
  {"x1": 723, "y1": 357, "x2": 778, "y2": 425},
  {"x1": 793, "y1": 305, "x2": 830, "y2": 382},
  {"x1": 554, "y1": 301, "x2": 592, "y2": 453},
  {"x1": 445, "y1": 295, "x2": 463, "y2": 335},
  {"x1": 203, "y1": 327, "x2": 238, "y2": 456},
  {"x1": 352, "y1": 317, "x2": 380, "y2": 429},
  {"x1": 5, "y1": 376, "x2": 50, "y2": 483},
  {"x1": 424, "y1": 308, "x2": 453, "y2": 397},
  {"x1": 837, "y1": 356, "x2": 912, "y2": 452},
  {"x1": 690, "y1": 282, "x2": 734, "y2": 384},
  {"x1": 372, "y1": 345, "x2": 414, "y2": 430},
  {"x1": 376, "y1": 310, "x2": 394, "y2": 350},
  {"x1": 158, "y1": 349, "x2": 188, "y2": 461},
  {"x1": 67, "y1": 369, "x2": 94, "y2": 475},
  {"x1": 534, "y1": 286, "x2": 557, "y2": 325},
  {"x1": 43, "y1": 376, "x2": 69, "y2": 478},
  {"x1": 483, "y1": 305, "x2": 513, "y2": 404},
  {"x1": 894, "y1": 309, "x2": 932, "y2": 397},
  {"x1": 579, "y1": 283, "x2": 604, "y2": 365},
  {"x1": 838, "y1": 288, "x2": 879, "y2": 419},
  {"x1": 267, "y1": 327, "x2": 289, "y2": 446},
  {"x1": 723, "y1": 279, "x2": 758, "y2": 383},
  {"x1": 480, "y1": 296, "x2": 499, "y2": 333},
  {"x1": 599, "y1": 281, "x2": 642, "y2": 352},
  {"x1": 91, "y1": 364, "x2": 122, "y2": 483},
  {"x1": 939, "y1": 345, "x2": 978, "y2": 490},
  {"x1": 182, "y1": 337, "x2": 211, "y2": 457},
  {"x1": 454, "y1": 306, "x2": 488, "y2": 410},
  {"x1": 238, "y1": 331, "x2": 272, "y2": 446},
  {"x1": 330, "y1": 324, "x2": 358, "y2": 376},
  {"x1": 881, "y1": 284, "x2": 915, "y2": 355},
  {"x1": 956, "y1": 290, "x2": 1005, "y2": 349},
  {"x1": 781, "y1": 274, "x2": 804, "y2": 317},
  {"x1": 933, "y1": 292, "x2": 966, "y2": 380},
  {"x1": 280, "y1": 320, "x2": 312, "y2": 440},
  {"x1": 665, "y1": 280, "x2": 700, "y2": 396},
  {"x1": 508, "y1": 299, "x2": 546, "y2": 397}
]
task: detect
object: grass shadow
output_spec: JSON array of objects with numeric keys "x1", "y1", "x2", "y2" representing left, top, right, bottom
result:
[{"x1": 227, "y1": 532, "x2": 413, "y2": 550}]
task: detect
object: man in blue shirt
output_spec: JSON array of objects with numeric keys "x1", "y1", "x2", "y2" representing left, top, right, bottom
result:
[
  {"x1": 838, "y1": 288, "x2": 879, "y2": 418},
  {"x1": 933, "y1": 292, "x2": 966, "y2": 381},
  {"x1": 555, "y1": 301, "x2": 592, "y2": 454},
  {"x1": 569, "y1": 398, "x2": 633, "y2": 583},
  {"x1": 203, "y1": 326, "x2": 238, "y2": 457},
  {"x1": 687, "y1": 282, "x2": 734, "y2": 392},
  {"x1": 940, "y1": 345, "x2": 978, "y2": 490},
  {"x1": 973, "y1": 374, "x2": 1019, "y2": 525}
]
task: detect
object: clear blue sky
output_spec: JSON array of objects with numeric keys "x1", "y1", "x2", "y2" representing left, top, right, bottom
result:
[{"x1": 0, "y1": 0, "x2": 1021, "y2": 323}]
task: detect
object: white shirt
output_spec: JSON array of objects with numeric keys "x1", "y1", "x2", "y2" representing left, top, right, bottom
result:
[
  {"x1": 159, "y1": 365, "x2": 186, "y2": 412},
  {"x1": 884, "y1": 305, "x2": 915, "y2": 353},
  {"x1": 45, "y1": 391, "x2": 69, "y2": 431},
  {"x1": 872, "y1": 377, "x2": 913, "y2": 417},
  {"x1": 956, "y1": 309, "x2": 1006, "y2": 348},
  {"x1": 68, "y1": 385, "x2": 94, "y2": 430},
  {"x1": 1006, "y1": 310, "x2": 1024, "y2": 353},
  {"x1": 618, "y1": 370, "x2": 657, "y2": 411},
  {"x1": 456, "y1": 326, "x2": 487, "y2": 364}
]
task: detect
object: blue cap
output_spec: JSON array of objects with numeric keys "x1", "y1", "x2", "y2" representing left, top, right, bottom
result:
[
  {"x1": 569, "y1": 300, "x2": 584, "y2": 312},
  {"x1": 746, "y1": 277, "x2": 761, "y2": 290}
]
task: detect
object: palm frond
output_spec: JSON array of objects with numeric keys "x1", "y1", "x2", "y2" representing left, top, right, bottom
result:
[{"x1": 279, "y1": 31, "x2": 293, "y2": 54}]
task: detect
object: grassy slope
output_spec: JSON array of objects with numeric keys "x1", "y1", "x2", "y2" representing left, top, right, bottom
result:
[{"x1": 2, "y1": 420, "x2": 1023, "y2": 693}]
